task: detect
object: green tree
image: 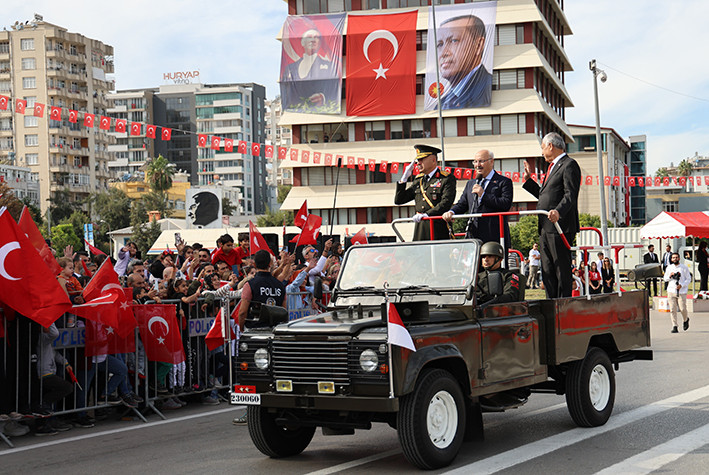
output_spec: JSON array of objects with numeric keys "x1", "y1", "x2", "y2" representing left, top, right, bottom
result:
[
  {"x1": 145, "y1": 155, "x2": 175, "y2": 194},
  {"x1": 131, "y1": 219, "x2": 162, "y2": 257},
  {"x1": 277, "y1": 184, "x2": 292, "y2": 204},
  {"x1": 579, "y1": 213, "x2": 601, "y2": 229},
  {"x1": 257, "y1": 207, "x2": 293, "y2": 227},
  {"x1": 0, "y1": 182, "x2": 26, "y2": 221},
  {"x1": 50, "y1": 223, "x2": 81, "y2": 251},
  {"x1": 222, "y1": 196, "x2": 237, "y2": 216},
  {"x1": 510, "y1": 215, "x2": 539, "y2": 257},
  {"x1": 678, "y1": 159, "x2": 693, "y2": 177},
  {"x1": 655, "y1": 167, "x2": 669, "y2": 178},
  {"x1": 141, "y1": 191, "x2": 172, "y2": 219},
  {"x1": 61, "y1": 210, "x2": 90, "y2": 244},
  {"x1": 91, "y1": 187, "x2": 131, "y2": 231},
  {"x1": 48, "y1": 189, "x2": 83, "y2": 223}
]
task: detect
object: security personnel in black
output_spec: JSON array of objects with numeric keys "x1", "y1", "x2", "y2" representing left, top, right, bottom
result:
[
  {"x1": 475, "y1": 242, "x2": 523, "y2": 304},
  {"x1": 237, "y1": 250, "x2": 286, "y2": 330},
  {"x1": 394, "y1": 144, "x2": 457, "y2": 241}
]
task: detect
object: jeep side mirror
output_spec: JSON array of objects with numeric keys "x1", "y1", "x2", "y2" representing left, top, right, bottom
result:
[
  {"x1": 487, "y1": 271, "x2": 503, "y2": 296},
  {"x1": 313, "y1": 276, "x2": 323, "y2": 300}
]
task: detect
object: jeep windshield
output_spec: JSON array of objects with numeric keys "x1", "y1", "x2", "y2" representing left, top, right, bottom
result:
[{"x1": 337, "y1": 240, "x2": 479, "y2": 291}]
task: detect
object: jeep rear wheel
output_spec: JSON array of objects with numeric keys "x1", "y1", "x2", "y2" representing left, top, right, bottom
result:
[
  {"x1": 247, "y1": 406, "x2": 316, "y2": 458},
  {"x1": 565, "y1": 347, "x2": 616, "y2": 427},
  {"x1": 398, "y1": 368, "x2": 466, "y2": 469}
]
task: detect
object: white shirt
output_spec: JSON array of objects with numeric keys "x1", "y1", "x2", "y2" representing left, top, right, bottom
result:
[
  {"x1": 529, "y1": 249, "x2": 540, "y2": 266},
  {"x1": 663, "y1": 263, "x2": 692, "y2": 295}
]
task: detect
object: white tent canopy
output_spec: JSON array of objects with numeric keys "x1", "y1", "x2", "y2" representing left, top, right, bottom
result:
[{"x1": 639, "y1": 211, "x2": 709, "y2": 239}]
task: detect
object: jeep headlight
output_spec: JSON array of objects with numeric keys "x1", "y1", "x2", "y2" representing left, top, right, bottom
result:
[
  {"x1": 359, "y1": 349, "x2": 379, "y2": 372},
  {"x1": 254, "y1": 348, "x2": 270, "y2": 370}
]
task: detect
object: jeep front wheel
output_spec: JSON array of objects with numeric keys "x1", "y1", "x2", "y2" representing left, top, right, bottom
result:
[
  {"x1": 247, "y1": 406, "x2": 316, "y2": 458},
  {"x1": 565, "y1": 347, "x2": 616, "y2": 427},
  {"x1": 397, "y1": 368, "x2": 466, "y2": 470}
]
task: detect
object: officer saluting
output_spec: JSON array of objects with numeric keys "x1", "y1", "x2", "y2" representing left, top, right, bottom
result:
[{"x1": 394, "y1": 144, "x2": 456, "y2": 241}]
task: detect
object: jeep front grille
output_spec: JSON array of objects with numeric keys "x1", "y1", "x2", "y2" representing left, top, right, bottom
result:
[{"x1": 272, "y1": 340, "x2": 349, "y2": 385}]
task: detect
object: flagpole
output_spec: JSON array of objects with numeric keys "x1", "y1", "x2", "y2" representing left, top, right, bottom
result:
[
  {"x1": 384, "y1": 282, "x2": 395, "y2": 399},
  {"x1": 329, "y1": 156, "x2": 343, "y2": 237}
]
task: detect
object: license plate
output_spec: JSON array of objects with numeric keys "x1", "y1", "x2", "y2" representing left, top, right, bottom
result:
[{"x1": 231, "y1": 392, "x2": 261, "y2": 405}]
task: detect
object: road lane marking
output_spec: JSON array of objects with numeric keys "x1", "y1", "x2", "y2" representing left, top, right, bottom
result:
[
  {"x1": 443, "y1": 384, "x2": 709, "y2": 475},
  {"x1": 595, "y1": 423, "x2": 709, "y2": 475},
  {"x1": 0, "y1": 406, "x2": 241, "y2": 456},
  {"x1": 306, "y1": 449, "x2": 401, "y2": 475}
]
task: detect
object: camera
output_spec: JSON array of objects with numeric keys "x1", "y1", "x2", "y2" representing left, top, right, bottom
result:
[{"x1": 670, "y1": 272, "x2": 681, "y2": 282}]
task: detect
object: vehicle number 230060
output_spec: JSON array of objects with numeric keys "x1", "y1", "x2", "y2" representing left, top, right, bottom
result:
[{"x1": 231, "y1": 393, "x2": 261, "y2": 405}]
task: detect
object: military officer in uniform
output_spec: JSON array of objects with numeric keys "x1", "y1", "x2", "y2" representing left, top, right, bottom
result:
[
  {"x1": 475, "y1": 241, "x2": 523, "y2": 304},
  {"x1": 394, "y1": 144, "x2": 456, "y2": 241}
]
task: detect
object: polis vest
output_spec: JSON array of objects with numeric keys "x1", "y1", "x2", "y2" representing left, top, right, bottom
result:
[{"x1": 248, "y1": 271, "x2": 285, "y2": 307}]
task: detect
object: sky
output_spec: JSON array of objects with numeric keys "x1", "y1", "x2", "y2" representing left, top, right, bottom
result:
[{"x1": 5, "y1": 0, "x2": 709, "y2": 175}]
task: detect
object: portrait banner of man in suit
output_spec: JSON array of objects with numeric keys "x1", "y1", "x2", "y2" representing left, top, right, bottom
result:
[
  {"x1": 424, "y1": 2, "x2": 497, "y2": 111},
  {"x1": 280, "y1": 13, "x2": 345, "y2": 114}
]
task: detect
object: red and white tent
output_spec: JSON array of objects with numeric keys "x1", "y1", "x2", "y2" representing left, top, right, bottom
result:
[{"x1": 640, "y1": 211, "x2": 709, "y2": 239}]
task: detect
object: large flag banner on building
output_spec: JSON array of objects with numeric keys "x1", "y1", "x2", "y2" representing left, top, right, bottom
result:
[
  {"x1": 280, "y1": 13, "x2": 345, "y2": 114},
  {"x1": 346, "y1": 11, "x2": 418, "y2": 116},
  {"x1": 424, "y1": 2, "x2": 497, "y2": 111}
]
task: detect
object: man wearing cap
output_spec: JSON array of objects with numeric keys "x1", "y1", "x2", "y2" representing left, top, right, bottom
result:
[
  {"x1": 395, "y1": 144, "x2": 456, "y2": 241},
  {"x1": 475, "y1": 241, "x2": 522, "y2": 304},
  {"x1": 442, "y1": 149, "x2": 512, "y2": 253}
]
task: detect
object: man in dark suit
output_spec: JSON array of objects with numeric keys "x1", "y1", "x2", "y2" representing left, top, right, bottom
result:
[
  {"x1": 436, "y1": 15, "x2": 492, "y2": 110},
  {"x1": 643, "y1": 244, "x2": 660, "y2": 296},
  {"x1": 443, "y1": 149, "x2": 512, "y2": 255},
  {"x1": 522, "y1": 132, "x2": 581, "y2": 299},
  {"x1": 395, "y1": 145, "x2": 456, "y2": 241}
]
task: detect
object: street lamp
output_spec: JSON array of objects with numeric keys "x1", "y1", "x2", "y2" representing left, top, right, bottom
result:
[{"x1": 590, "y1": 59, "x2": 609, "y2": 247}]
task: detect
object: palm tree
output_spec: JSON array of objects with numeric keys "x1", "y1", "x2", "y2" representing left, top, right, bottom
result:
[
  {"x1": 145, "y1": 155, "x2": 175, "y2": 194},
  {"x1": 678, "y1": 159, "x2": 693, "y2": 177},
  {"x1": 655, "y1": 167, "x2": 669, "y2": 178}
]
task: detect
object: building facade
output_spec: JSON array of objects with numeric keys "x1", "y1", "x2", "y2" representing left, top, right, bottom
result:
[
  {"x1": 0, "y1": 163, "x2": 40, "y2": 205},
  {"x1": 278, "y1": 0, "x2": 574, "y2": 234},
  {"x1": 0, "y1": 18, "x2": 115, "y2": 213},
  {"x1": 106, "y1": 88, "x2": 156, "y2": 179}
]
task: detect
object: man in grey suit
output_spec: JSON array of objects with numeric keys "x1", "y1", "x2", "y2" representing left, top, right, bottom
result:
[{"x1": 522, "y1": 132, "x2": 581, "y2": 299}]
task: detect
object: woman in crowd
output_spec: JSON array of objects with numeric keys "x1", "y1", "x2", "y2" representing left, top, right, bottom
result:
[
  {"x1": 602, "y1": 258, "x2": 615, "y2": 293},
  {"x1": 588, "y1": 261, "x2": 602, "y2": 295},
  {"x1": 572, "y1": 268, "x2": 583, "y2": 297}
]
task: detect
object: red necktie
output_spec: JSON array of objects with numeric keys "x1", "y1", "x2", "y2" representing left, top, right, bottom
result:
[{"x1": 544, "y1": 162, "x2": 554, "y2": 183}]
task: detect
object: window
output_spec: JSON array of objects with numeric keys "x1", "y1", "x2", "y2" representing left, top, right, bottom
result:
[
  {"x1": 364, "y1": 121, "x2": 385, "y2": 141},
  {"x1": 20, "y1": 38, "x2": 34, "y2": 51},
  {"x1": 26, "y1": 153, "x2": 38, "y2": 165},
  {"x1": 22, "y1": 77, "x2": 36, "y2": 89},
  {"x1": 25, "y1": 134, "x2": 39, "y2": 146},
  {"x1": 662, "y1": 201, "x2": 678, "y2": 212},
  {"x1": 24, "y1": 116, "x2": 38, "y2": 127},
  {"x1": 443, "y1": 117, "x2": 457, "y2": 137},
  {"x1": 0, "y1": 80, "x2": 10, "y2": 92},
  {"x1": 24, "y1": 96, "x2": 36, "y2": 107},
  {"x1": 497, "y1": 25, "x2": 517, "y2": 46},
  {"x1": 21, "y1": 58, "x2": 36, "y2": 70}
]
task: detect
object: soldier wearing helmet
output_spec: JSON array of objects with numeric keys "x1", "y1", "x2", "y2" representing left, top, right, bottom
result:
[{"x1": 475, "y1": 241, "x2": 523, "y2": 304}]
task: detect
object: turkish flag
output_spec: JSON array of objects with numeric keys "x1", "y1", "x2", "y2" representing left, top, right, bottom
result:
[
  {"x1": 82, "y1": 260, "x2": 136, "y2": 337},
  {"x1": 146, "y1": 124, "x2": 156, "y2": 139},
  {"x1": 705, "y1": 176, "x2": 709, "y2": 186},
  {"x1": 161, "y1": 127, "x2": 172, "y2": 141},
  {"x1": 368, "y1": 159, "x2": 376, "y2": 171},
  {"x1": 301, "y1": 151, "x2": 310, "y2": 163},
  {"x1": 84, "y1": 318, "x2": 136, "y2": 357},
  {"x1": 130, "y1": 122, "x2": 141, "y2": 136},
  {"x1": 33, "y1": 103, "x2": 45, "y2": 118},
  {"x1": 388, "y1": 302, "x2": 416, "y2": 352},
  {"x1": 18, "y1": 207, "x2": 61, "y2": 275},
  {"x1": 205, "y1": 305, "x2": 238, "y2": 351},
  {"x1": 454, "y1": 168, "x2": 463, "y2": 179},
  {"x1": 289, "y1": 214, "x2": 322, "y2": 246},
  {"x1": 290, "y1": 148, "x2": 299, "y2": 161},
  {"x1": 347, "y1": 156, "x2": 355, "y2": 168},
  {"x1": 249, "y1": 221, "x2": 274, "y2": 256},
  {"x1": 68, "y1": 110, "x2": 78, "y2": 123},
  {"x1": 346, "y1": 11, "x2": 417, "y2": 116},
  {"x1": 391, "y1": 162, "x2": 400, "y2": 174},
  {"x1": 0, "y1": 95, "x2": 8, "y2": 110},
  {"x1": 99, "y1": 115, "x2": 110, "y2": 130},
  {"x1": 265, "y1": 145, "x2": 274, "y2": 159},
  {"x1": 586, "y1": 176, "x2": 593, "y2": 185},
  {"x1": 313, "y1": 152, "x2": 321, "y2": 164},
  {"x1": 71, "y1": 293, "x2": 121, "y2": 336},
  {"x1": 134, "y1": 304, "x2": 185, "y2": 364},
  {"x1": 211, "y1": 136, "x2": 221, "y2": 150},
  {"x1": 612, "y1": 176, "x2": 620, "y2": 186},
  {"x1": 84, "y1": 239, "x2": 106, "y2": 256},
  {"x1": 358, "y1": 158, "x2": 365, "y2": 170},
  {"x1": 351, "y1": 227, "x2": 368, "y2": 245},
  {"x1": 512, "y1": 172, "x2": 520, "y2": 182},
  {"x1": 628, "y1": 176, "x2": 636, "y2": 187},
  {"x1": 278, "y1": 147, "x2": 287, "y2": 160},
  {"x1": 294, "y1": 200, "x2": 308, "y2": 228},
  {"x1": 224, "y1": 138, "x2": 234, "y2": 152},
  {"x1": 115, "y1": 119, "x2": 127, "y2": 133},
  {"x1": 324, "y1": 154, "x2": 333, "y2": 166},
  {"x1": 15, "y1": 99, "x2": 27, "y2": 114},
  {"x1": 84, "y1": 113, "x2": 95, "y2": 128},
  {"x1": 0, "y1": 210, "x2": 72, "y2": 327},
  {"x1": 379, "y1": 161, "x2": 388, "y2": 173},
  {"x1": 251, "y1": 142, "x2": 261, "y2": 156},
  {"x1": 238, "y1": 141, "x2": 248, "y2": 154},
  {"x1": 198, "y1": 134, "x2": 208, "y2": 147}
]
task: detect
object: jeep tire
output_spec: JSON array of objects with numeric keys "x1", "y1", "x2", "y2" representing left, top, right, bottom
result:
[
  {"x1": 565, "y1": 347, "x2": 616, "y2": 427},
  {"x1": 247, "y1": 406, "x2": 316, "y2": 458}
]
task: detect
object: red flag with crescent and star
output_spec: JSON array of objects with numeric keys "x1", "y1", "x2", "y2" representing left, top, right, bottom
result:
[
  {"x1": 33, "y1": 103, "x2": 45, "y2": 118},
  {"x1": 15, "y1": 99, "x2": 27, "y2": 114},
  {"x1": 18, "y1": 206, "x2": 61, "y2": 275},
  {"x1": 99, "y1": 115, "x2": 111, "y2": 130},
  {"x1": 249, "y1": 221, "x2": 275, "y2": 256},
  {"x1": 134, "y1": 304, "x2": 185, "y2": 364},
  {"x1": 146, "y1": 124, "x2": 156, "y2": 139},
  {"x1": 205, "y1": 304, "x2": 238, "y2": 351},
  {"x1": 225, "y1": 138, "x2": 234, "y2": 152},
  {"x1": 294, "y1": 200, "x2": 308, "y2": 228},
  {"x1": 68, "y1": 109, "x2": 78, "y2": 123},
  {"x1": 115, "y1": 119, "x2": 127, "y2": 133},
  {"x1": 0, "y1": 95, "x2": 8, "y2": 110},
  {"x1": 265, "y1": 145, "x2": 274, "y2": 159},
  {"x1": 346, "y1": 11, "x2": 417, "y2": 116},
  {"x1": 49, "y1": 106, "x2": 61, "y2": 121},
  {"x1": 79, "y1": 259, "x2": 136, "y2": 337},
  {"x1": 84, "y1": 113, "x2": 95, "y2": 128},
  {"x1": 198, "y1": 134, "x2": 208, "y2": 147},
  {"x1": 0, "y1": 209, "x2": 71, "y2": 327},
  {"x1": 289, "y1": 213, "x2": 322, "y2": 246},
  {"x1": 161, "y1": 127, "x2": 172, "y2": 141}
]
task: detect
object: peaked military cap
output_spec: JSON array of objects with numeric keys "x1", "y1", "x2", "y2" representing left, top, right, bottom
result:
[{"x1": 414, "y1": 144, "x2": 442, "y2": 160}]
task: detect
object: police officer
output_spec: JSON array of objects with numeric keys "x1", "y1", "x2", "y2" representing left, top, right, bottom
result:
[
  {"x1": 237, "y1": 250, "x2": 286, "y2": 330},
  {"x1": 394, "y1": 144, "x2": 456, "y2": 241},
  {"x1": 475, "y1": 241, "x2": 522, "y2": 304}
]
